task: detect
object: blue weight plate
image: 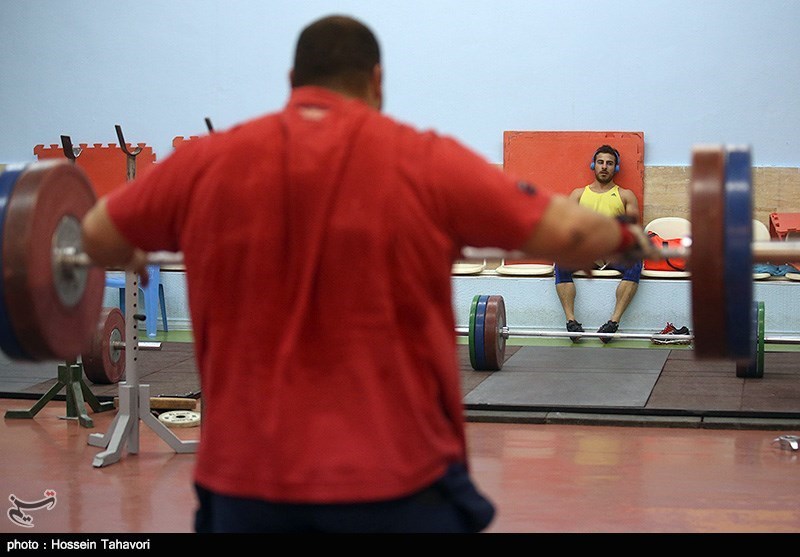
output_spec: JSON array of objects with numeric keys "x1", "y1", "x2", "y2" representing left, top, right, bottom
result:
[
  {"x1": 723, "y1": 146, "x2": 753, "y2": 361},
  {"x1": 474, "y1": 295, "x2": 488, "y2": 371},
  {"x1": 0, "y1": 166, "x2": 32, "y2": 360}
]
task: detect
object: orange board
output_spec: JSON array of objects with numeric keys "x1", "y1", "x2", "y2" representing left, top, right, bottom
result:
[
  {"x1": 172, "y1": 136, "x2": 202, "y2": 150},
  {"x1": 503, "y1": 131, "x2": 645, "y2": 224},
  {"x1": 34, "y1": 143, "x2": 156, "y2": 199},
  {"x1": 501, "y1": 131, "x2": 644, "y2": 266}
]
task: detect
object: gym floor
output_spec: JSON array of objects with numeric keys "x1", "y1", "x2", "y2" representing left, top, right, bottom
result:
[
  {"x1": 1, "y1": 398, "x2": 798, "y2": 534},
  {"x1": 1, "y1": 337, "x2": 799, "y2": 534}
]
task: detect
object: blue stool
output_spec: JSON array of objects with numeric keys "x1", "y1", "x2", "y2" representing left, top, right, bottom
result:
[{"x1": 105, "y1": 265, "x2": 167, "y2": 338}]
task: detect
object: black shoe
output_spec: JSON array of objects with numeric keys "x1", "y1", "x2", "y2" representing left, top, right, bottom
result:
[
  {"x1": 566, "y1": 320, "x2": 584, "y2": 342},
  {"x1": 597, "y1": 320, "x2": 619, "y2": 344}
]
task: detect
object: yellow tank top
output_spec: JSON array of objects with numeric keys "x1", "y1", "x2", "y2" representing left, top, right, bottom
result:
[{"x1": 579, "y1": 185, "x2": 625, "y2": 217}]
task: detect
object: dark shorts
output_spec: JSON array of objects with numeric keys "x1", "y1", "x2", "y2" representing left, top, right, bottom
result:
[
  {"x1": 554, "y1": 259, "x2": 643, "y2": 284},
  {"x1": 194, "y1": 462, "x2": 495, "y2": 533}
]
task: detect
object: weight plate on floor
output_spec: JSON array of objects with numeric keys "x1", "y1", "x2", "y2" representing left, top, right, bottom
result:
[
  {"x1": 474, "y1": 295, "x2": 488, "y2": 371},
  {"x1": 0, "y1": 166, "x2": 32, "y2": 360},
  {"x1": 482, "y1": 295, "x2": 506, "y2": 371},
  {"x1": 2, "y1": 161, "x2": 104, "y2": 361},
  {"x1": 82, "y1": 307, "x2": 126, "y2": 384},
  {"x1": 723, "y1": 147, "x2": 753, "y2": 361},
  {"x1": 690, "y1": 146, "x2": 727, "y2": 359},
  {"x1": 158, "y1": 410, "x2": 201, "y2": 428}
]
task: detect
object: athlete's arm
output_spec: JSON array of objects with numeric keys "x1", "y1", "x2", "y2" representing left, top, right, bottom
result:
[
  {"x1": 518, "y1": 195, "x2": 651, "y2": 270},
  {"x1": 81, "y1": 199, "x2": 151, "y2": 285},
  {"x1": 620, "y1": 188, "x2": 641, "y2": 223}
]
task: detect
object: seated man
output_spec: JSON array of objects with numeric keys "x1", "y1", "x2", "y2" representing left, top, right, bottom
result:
[{"x1": 555, "y1": 145, "x2": 642, "y2": 343}]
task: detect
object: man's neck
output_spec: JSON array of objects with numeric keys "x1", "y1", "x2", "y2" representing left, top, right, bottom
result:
[{"x1": 589, "y1": 180, "x2": 616, "y2": 192}]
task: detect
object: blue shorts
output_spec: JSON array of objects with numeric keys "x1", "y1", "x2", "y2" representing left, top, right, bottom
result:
[
  {"x1": 554, "y1": 259, "x2": 643, "y2": 284},
  {"x1": 194, "y1": 462, "x2": 495, "y2": 533}
]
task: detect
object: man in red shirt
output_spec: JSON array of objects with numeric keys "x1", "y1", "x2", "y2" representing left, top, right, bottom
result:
[{"x1": 82, "y1": 15, "x2": 651, "y2": 532}]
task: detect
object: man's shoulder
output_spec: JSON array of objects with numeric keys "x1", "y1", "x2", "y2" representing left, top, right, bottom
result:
[{"x1": 570, "y1": 186, "x2": 588, "y2": 198}]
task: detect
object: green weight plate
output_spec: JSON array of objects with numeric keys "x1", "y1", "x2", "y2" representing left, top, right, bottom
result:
[
  {"x1": 736, "y1": 300, "x2": 759, "y2": 378},
  {"x1": 468, "y1": 295, "x2": 480, "y2": 370},
  {"x1": 756, "y1": 301, "x2": 765, "y2": 378},
  {"x1": 736, "y1": 300, "x2": 765, "y2": 379}
]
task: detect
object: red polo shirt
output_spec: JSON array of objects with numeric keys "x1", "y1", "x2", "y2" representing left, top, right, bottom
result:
[{"x1": 105, "y1": 87, "x2": 551, "y2": 503}]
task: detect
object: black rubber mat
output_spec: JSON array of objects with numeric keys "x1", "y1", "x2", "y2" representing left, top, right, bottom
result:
[
  {"x1": 464, "y1": 346, "x2": 667, "y2": 408},
  {"x1": 0, "y1": 343, "x2": 198, "y2": 400},
  {"x1": 458, "y1": 345, "x2": 800, "y2": 428},
  {"x1": 2, "y1": 343, "x2": 800, "y2": 426}
]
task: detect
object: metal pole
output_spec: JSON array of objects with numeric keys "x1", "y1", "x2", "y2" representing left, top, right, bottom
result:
[{"x1": 461, "y1": 240, "x2": 800, "y2": 265}]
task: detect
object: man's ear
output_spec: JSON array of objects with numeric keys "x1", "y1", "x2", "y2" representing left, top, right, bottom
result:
[{"x1": 370, "y1": 64, "x2": 383, "y2": 110}]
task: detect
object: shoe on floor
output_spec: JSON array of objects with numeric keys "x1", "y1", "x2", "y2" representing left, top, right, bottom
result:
[
  {"x1": 597, "y1": 320, "x2": 619, "y2": 344},
  {"x1": 652, "y1": 322, "x2": 676, "y2": 344},
  {"x1": 652, "y1": 322, "x2": 692, "y2": 345},
  {"x1": 566, "y1": 320, "x2": 584, "y2": 342}
]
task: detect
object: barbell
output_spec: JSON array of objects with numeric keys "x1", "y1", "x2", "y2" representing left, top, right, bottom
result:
[
  {"x1": 461, "y1": 294, "x2": 769, "y2": 378},
  {"x1": 0, "y1": 161, "x2": 181, "y2": 363},
  {"x1": 464, "y1": 145, "x2": 798, "y2": 367},
  {"x1": 0, "y1": 144, "x2": 796, "y2": 364}
]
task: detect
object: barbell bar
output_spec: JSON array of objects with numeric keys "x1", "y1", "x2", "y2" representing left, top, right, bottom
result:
[
  {"x1": 463, "y1": 241, "x2": 800, "y2": 266},
  {"x1": 0, "y1": 144, "x2": 798, "y2": 364},
  {"x1": 456, "y1": 326, "x2": 694, "y2": 342},
  {"x1": 454, "y1": 325, "x2": 797, "y2": 345},
  {"x1": 57, "y1": 247, "x2": 185, "y2": 269}
]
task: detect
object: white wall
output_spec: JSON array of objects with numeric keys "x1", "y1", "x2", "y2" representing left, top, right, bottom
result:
[
  {"x1": 1, "y1": 0, "x2": 798, "y2": 167},
  {"x1": 107, "y1": 272, "x2": 800, "y2": 338}
]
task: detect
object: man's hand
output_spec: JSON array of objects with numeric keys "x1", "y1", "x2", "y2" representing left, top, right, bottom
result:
[
  {"x1": 127, "y1": 249, "x2": 151, "y2": 286},
  {"x1": 610, "y1": 220, "x2": 659, "y2": 265}
]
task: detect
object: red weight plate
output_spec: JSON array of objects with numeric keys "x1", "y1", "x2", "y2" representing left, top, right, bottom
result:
[
  {"x1": 482, "y1": 295, "x2": 506, "y2": 371},
  {"x1": 3, "y1": 161, "x2": 104, "y2": 361},
  {"x1": 82, "y1": 307, "x2": 126, "y2": 384},
  {"x1": 689, "y1": 147, "x2": 727, "y2": 359}
]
